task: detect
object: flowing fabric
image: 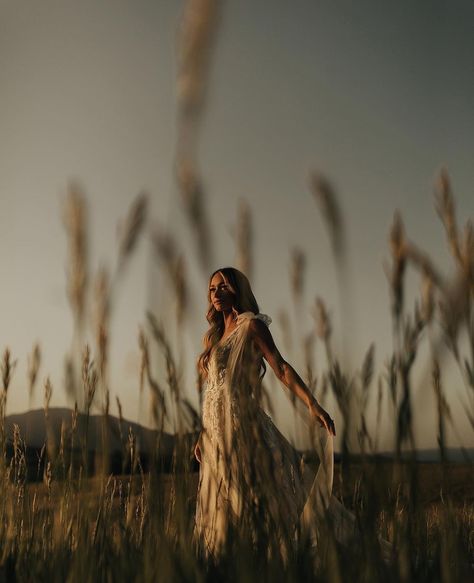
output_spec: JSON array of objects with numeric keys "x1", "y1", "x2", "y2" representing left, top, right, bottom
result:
[{"x1": 193, "y1": 311, "x2": 352, "y2": 559}]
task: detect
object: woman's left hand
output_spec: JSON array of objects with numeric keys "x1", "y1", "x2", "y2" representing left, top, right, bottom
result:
[
  {"x1": 194, "y1": 441, "x2": 202, "y2": 463},
  {"x1": 309, "y1": 403, "x2": 336, "y2": 436}
]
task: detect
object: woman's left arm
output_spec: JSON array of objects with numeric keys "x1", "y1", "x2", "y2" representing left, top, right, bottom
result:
[{"x1": 249, "y1": 319, "x2": 336, "y2": 436}]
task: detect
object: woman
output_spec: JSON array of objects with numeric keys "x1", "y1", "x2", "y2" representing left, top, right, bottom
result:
[{"x1": 193, "y1": 267, "x2": 337, "y2": 559}]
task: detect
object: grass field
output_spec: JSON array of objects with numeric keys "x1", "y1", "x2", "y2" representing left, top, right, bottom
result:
[
  {"x1": 1, "y1": 447, "x2": 472, "y2": 581},
  {"x1": 1, "y1": 53, "x2": 473, "y2": 578}
]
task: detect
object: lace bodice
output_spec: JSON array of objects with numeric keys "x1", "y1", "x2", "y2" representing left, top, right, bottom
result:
[
  {"x1": 201, "y1": 334, "x2": 235, "y2": 445},
  {"x1": 201, "y1": 312, "x2": 271, "y2": 446}
]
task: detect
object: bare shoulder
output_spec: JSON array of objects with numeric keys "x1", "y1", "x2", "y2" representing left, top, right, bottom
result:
[
  {"x1": 248, "y1": 318, "x2": 275, "y2": 350},
  {"x1": 247, "y1": 316, "x2": 285, "y2": 371},
  {"x1": 248, "y1": 317, "x2": 270, "y2": 336}
]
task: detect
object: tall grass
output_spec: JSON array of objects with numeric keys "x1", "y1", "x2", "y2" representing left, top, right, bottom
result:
[
  {"x1": 0, "y1": 166, "x2": 472, "y2": 581},
  {"x1": 0, "y1": 2, "x2": 473, "y2": 580}
]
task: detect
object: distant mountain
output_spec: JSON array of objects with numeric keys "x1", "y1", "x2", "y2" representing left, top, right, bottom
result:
[
  {"x1": 4, "y1": 407, "x2": 182, "y2": 456},
  {"x1": 4, "y1": 409, "x2": 471, "y2": 465}
]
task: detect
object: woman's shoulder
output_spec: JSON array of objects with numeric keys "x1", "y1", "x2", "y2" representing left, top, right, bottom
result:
[
  {"x1": 236, "y1": 311, "x2": 272, "y2": 327},
  {"x1": 237, "y1": 312, "x2": 273, "y2": 344}
]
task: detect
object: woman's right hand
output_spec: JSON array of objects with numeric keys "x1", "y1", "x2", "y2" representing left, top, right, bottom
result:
[{"x1": 194, "y1": 442, "x2": 202, "y2": 463}]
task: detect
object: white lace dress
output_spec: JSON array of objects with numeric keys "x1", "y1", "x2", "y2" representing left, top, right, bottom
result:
[{"x1": 193, "y1": 311, "x2": 335, "y2": 558}]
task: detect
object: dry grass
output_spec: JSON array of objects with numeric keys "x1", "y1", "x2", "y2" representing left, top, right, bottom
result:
[
  {"x1": 0, "y1": 3, "x2": 473, "y2": 581},
  {"x1": 0, "y1": 166, "x2": 472, "y2": 581}
]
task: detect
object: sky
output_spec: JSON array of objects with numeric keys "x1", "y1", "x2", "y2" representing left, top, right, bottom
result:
[{"x1": 1, "y1": 0, "x2": 473, "y2": 451}]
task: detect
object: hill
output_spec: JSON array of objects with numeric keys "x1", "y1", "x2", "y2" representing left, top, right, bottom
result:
[{"x1": 4, "y1": 407, "x2": 177, "y2": 455}]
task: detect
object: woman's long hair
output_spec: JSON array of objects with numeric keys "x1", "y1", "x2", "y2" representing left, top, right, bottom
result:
[{"x1": 197, "y1": 267, "x2": 266, "y2": 387}]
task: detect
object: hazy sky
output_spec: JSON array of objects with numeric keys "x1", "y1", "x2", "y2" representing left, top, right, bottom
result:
[{"x1": 1, "y1": 0, "x2": 473, "y2": 451}]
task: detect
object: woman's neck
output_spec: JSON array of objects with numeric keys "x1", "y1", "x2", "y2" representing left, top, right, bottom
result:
[{"x1": 222, "y1": 310, "x2": 237, "y2": 333}]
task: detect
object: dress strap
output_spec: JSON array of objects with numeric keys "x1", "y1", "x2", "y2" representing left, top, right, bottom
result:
[{"x1": 236, "y1": 311, "x2": 272, "y2": 327}]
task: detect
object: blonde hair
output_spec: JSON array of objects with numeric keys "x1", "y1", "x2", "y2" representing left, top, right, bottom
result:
[{"x1": 197, "y1": 267, "x2": 264, "y2": 386}]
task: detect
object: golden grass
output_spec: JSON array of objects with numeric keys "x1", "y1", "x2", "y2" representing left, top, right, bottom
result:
[
  {"x1": 0, "y1": 166, "x2": 472, "y2": 581},
  {"x1": 0, "y1": 2, "x2": 473, "y2": 579}
]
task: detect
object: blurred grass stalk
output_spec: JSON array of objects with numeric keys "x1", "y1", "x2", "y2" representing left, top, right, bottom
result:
[
  {"x1": 0, "y1": 164, "x2": 473, "y2": 583},
  {"x1": 0, "y1": 0, "x2": 472, "y2": 575},
  {"x1": 0, "y1": 161, "x2": 471, "y2": 580}
]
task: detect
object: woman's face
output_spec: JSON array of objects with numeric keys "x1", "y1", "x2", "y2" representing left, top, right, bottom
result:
[{"x1": 209, "y1": 272, "x2": 236, "y2": 312}]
